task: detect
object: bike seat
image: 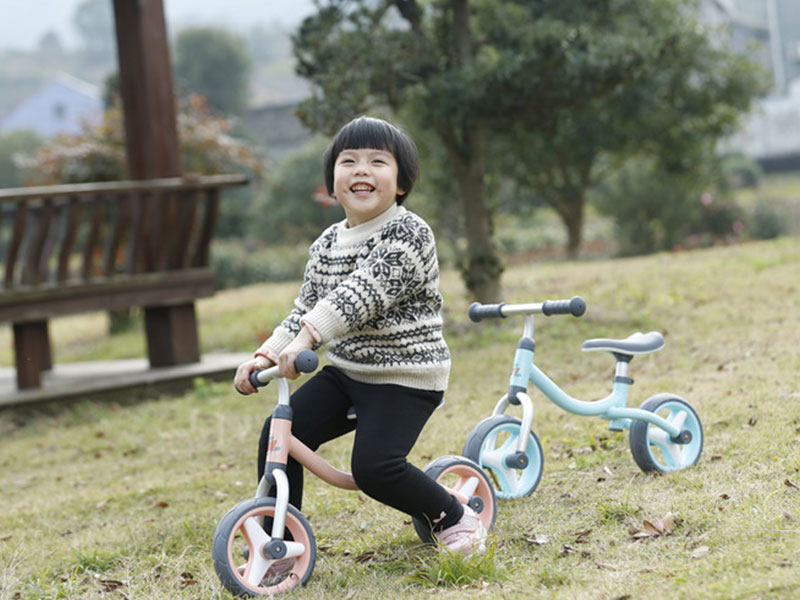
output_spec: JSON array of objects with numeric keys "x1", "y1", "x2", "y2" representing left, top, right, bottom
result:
[{"x1": 581, "y1": 331, "x2": 664, "y2": 356}]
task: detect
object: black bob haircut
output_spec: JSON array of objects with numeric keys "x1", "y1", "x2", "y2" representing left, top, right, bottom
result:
[{"x1": 322, "y1": 116, "x2": 419, "y2": 205}]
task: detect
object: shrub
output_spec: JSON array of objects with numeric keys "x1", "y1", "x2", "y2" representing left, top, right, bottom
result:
[{"x1": 211, "y1": 240, "x2": 308, "y2": 289}]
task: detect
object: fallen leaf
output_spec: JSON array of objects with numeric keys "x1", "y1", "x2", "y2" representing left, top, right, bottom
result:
[
  {"x1": 643, "y1": 519, "x2": 664, "y2": 536},
  {"x1": 153, "y1": 501, "x2": 169, "y2": 509},
  {"x1": 719, "y1": 493, "x2": 730, "y2": 500},
  {"x1": 355, "y1": 551, "x2": 377, "y2": 563},
  {"x1": 99, "y1": 579, "x2": 126, "y2": 592},
  {"x1": 748, "y1": 416, "x2": 758, "y2": 427},
  {"x1": 559, "y1": 544, "x2": 575, "y2": 557},
  {"x1": 691, "y1": 545, "x2": 710, "y2": 559},
  {"x1": 572, "y1": 528, "x2": 592, "y2": 543},
  {"x1": 524, "y1": 534, "x2": 550, "y2": 546},
  {"x1": 0, "y1": 535, "x2": 11, "y2": 542},
  {"x1": 778, "y1": 558, "x2": 792, "y2": 568},
  {"x1": 95, "y1": 499, "x2": 109, "y2": 509},
  {"x1": 603, "y1": 466, "x2": 615, "y2": 477},
  {"x1": 784, "y1": 479, "x2": 798, "y2": 490},
  {"x1": 710, "y1": 455, "x2": 723, "y2": 462}
]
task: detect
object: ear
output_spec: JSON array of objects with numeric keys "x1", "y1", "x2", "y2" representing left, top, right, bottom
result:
[{"x1": 396, "y1": 187, "x2": 406, "y2": 197}]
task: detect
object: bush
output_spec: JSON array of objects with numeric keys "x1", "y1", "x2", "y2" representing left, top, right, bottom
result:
[
  {"x1": 247, "y1": 137, "x2": 343, "y2": 243},
  {"x1": 211, "y1": 240, "x2": 308, "y2": 289},
  {"x1": 591, "y1": 156, "x2": 746, "y2": 255},
  {"x1": 749, "y1": 200, "x2": 786, "y2": 240}
]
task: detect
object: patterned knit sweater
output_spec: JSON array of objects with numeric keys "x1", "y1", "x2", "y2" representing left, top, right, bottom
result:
[{"x1": 258, "y1": 203, "x2": 451, "y2": 391}]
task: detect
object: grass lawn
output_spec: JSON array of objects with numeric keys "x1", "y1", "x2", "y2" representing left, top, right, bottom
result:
[{"x1": 1, "y1": 237, "x2": 799, "y2": 599}]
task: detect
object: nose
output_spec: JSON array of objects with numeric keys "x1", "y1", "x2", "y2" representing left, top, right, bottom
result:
[{"x1": 353, "y1": 160, "x2": 369, "y2": 176}]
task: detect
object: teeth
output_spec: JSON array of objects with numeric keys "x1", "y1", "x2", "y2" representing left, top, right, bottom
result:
[{"x1": 351, "y1": 185, "x2": 373, "y2": 192}]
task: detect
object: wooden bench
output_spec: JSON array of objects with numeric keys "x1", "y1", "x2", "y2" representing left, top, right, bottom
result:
[{"x1": 0, "y1": 174, "x2": 248, "y2": 390}]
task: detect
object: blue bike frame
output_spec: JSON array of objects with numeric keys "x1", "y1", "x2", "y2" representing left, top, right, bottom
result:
[{"x1": 503, "y1": 315, "x2": 682, "y2": 441}]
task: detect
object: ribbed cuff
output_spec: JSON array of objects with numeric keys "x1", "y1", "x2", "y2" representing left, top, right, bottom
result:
[{"x1": 301, "y1": 302, "x2": 347, "y2": 343}]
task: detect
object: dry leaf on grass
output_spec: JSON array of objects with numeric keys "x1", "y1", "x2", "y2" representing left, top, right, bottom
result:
[
  {"x1": 629, "y1": 512, "x2": 676, "y2": 539},
  {"x1": 691, "y1": 545, "x2": 710, "y2": 559}
]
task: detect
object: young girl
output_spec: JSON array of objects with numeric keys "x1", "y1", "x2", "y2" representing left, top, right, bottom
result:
[{"x1": 234, "y1": 116, "x2": 486, "y2": 555}]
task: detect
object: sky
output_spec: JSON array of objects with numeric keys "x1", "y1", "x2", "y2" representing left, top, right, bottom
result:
[{"x1": 0, "y1": 0, "x2": 317, "y2": 51}]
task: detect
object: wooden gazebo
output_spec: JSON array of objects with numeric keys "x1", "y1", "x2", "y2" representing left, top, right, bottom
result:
[{"x1": 0, "y1": 0, "x2": 248, "y2": 397}]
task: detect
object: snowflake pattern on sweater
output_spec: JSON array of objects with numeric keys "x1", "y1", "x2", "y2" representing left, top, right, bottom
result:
[{"x1": 259, "y1": 204, "x2": 451, "y2": 391}]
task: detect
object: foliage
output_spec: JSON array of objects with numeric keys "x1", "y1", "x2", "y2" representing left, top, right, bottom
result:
[
  {"x1": 748, "y1": 200, "x2": 787, "y2": 240},
  {"x1": 72, "y1": 0, "x2": 115, "y2": 64},
  {"x1": 591, "y1": 155, "x2": 746, "y2": 255},
  {"x1": 501, "y1": 0, "x2": 767, "y2": 257},
  {"x1": 248, "y1": 136, "x2": 343, "y2": 243},
  {"x1": 15, "y1": 95, "x2": 263, "y2": 185},
  {"x1": 291, "y1": 0, "x2": 765, "y2": 301},
  {"x1": 211, "y1": 239, "x2": 310, "y2": 289},
  {"x1": 0, "y1": 131, "x2": 42, "y2": 188},
  {"x1": 174, "y1": 27, "x2": 252, "y2": 116}
]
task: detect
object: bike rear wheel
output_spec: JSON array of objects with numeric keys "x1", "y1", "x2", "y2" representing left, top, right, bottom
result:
[
  {"x1": 629, "y1": 394, "x2": 703, "y2": 473},
  {"x1": 412, "y1": 455, "x2": 497, "y2": 544}
]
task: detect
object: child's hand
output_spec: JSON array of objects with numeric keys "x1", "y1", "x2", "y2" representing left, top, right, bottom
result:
[
  {"x1": 278, "y1": 326, "x2": 317, "y2": 380},
  {"x1": 233, "y1": 355, "x2": 273, "y2": 394}
]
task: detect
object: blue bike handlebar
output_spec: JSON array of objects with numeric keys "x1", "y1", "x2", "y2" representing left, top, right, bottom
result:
[
  {"x1": 542, "y1": 296, "x2": 586, "y2": 317},
  {"x1": 249, "y1": 350, "x2": 319, "y2": 388},
  {"x1": 468, "y1": 296, "x2": 586, "y2": 321}
]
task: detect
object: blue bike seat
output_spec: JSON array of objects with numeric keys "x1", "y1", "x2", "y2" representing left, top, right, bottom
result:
[{"x1": 581, "y1": 331, "x2": 664, "y2": 356}]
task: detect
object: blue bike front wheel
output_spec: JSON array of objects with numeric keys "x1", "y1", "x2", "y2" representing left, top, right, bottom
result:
[
  {"x1": 629, "y1": 394, "x2": 703, "y2": 473},
  {"x1": 463, "y1": 415, "x2": 544, "y2": 499}
]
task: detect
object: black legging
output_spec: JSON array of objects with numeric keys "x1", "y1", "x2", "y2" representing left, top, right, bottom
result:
[{"x1": 257, "y1": 366, "x2": 462, "y2": 529}]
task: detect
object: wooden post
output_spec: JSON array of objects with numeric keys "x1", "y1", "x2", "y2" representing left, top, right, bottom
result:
[
  {"x1": 112, "y1": 0, "x2": 203, "y2": 367},
  {"x1": 13, "y1": 320, "x2": 52, "y2": 389}
]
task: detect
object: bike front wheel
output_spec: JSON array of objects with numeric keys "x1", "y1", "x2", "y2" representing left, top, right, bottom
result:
[
  {"x1": 629, "y1": 394, "x2": 703, "y2": 473},
  {"x1": 412, "y1": 455, "x2": 497, "y2": 544},
  {"x1": 212, "y1": 497, "x2": 316, "y2": 597},
  {"x1": 463, "y1": 415, "x2": 544, "y2": 499}
]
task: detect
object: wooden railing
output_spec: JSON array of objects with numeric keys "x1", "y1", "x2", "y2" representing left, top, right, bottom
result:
[{"x1": 0, "y1": 174, "x2": 248, "y2": 389}]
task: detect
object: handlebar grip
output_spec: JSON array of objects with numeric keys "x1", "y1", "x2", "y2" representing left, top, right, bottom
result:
[
  {"x1": 248, "y1": 350, "x2": 320, "y2": 388},
  {"x1": 468, "y1": 302, "x2": 507, "y2": 322},
  {"x1": 295, "y1": 349, "x2": 319, "y2": 373},
  {"x1": 541, "y1": 296, "x2": 586, "y2": 317}
]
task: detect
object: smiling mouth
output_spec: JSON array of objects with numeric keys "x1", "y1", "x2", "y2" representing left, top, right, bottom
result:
[{"x1": 350, "y1": 183, "x2": 375, "y2": 194}]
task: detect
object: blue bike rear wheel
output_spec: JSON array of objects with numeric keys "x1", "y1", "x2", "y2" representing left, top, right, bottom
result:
[{"x1": 629, "y1": 394, "x2": 703, "y2": 473}]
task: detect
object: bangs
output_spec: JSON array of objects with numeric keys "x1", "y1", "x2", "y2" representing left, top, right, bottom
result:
[{"x1": 330, "y1": 117, "x2": 400, "y2": 156}]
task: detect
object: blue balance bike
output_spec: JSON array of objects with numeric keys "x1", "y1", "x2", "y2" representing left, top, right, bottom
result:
[{"x1": 462, "y1": 297, "x2": 703, "y2": 499}]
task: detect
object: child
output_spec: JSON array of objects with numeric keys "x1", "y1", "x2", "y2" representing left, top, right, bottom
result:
[{"x1": 234, "y1": 116, "x2": 486, "y2": 555}]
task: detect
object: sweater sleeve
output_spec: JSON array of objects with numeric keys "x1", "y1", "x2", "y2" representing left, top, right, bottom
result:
[{"x1": 301, "y1": 221, "x2": 433, "y2": 342}]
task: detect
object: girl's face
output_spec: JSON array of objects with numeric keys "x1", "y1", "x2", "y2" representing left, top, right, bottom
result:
[{"x1": 332, "y1": 147, "x2": 404, "y2": 227}]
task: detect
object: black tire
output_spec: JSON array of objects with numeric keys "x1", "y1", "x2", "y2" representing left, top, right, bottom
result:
[
  {"x1": 212, "y1": 497, "x2": 315, "y2": 597},
  {"x1": 412, "y1": 455, "x2": 497, "y2": 543},
  {"x1": 463, "y1": 415, "x2": 544, "y2": 499},
  {"x1": 629, "y1": 394, "x2": 703, "y2": 473}
]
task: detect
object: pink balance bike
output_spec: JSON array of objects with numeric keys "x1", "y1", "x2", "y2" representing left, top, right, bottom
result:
[{"x1": 212, "y1": 350, "x2": 497, "y2": 597}]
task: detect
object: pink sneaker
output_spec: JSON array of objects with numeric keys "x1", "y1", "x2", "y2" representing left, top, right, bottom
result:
[{"x1": 434, "y1": 505, "x2": 487, "y2": 555}]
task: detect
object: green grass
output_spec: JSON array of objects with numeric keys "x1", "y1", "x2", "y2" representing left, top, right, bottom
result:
[{"x1": 1, "y1": 237, "x2": 800, "y2": 599}]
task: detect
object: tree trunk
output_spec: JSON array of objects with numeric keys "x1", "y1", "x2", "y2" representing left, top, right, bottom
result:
[
  {"x1": 550, "y1": 187, "x2": 585, "y2": 260},
  {"x1": 446, "y1": 135, "x2": 503, "y2": 303}
]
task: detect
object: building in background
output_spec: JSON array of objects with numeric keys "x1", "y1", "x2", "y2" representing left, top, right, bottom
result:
[
  {"x1": 0, "y1": 72, "x2": 102, "y2": 138},
  {"x1": 704, "y1": 0, "x2": 800, "y2": 168}
]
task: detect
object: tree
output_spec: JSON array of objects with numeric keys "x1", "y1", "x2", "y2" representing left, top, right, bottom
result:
[
  {"x1": 72, "y1": 0, "x2": 115, "y2": 63},
  {"x1": 0, "y1": 131, "x2": 42, "y2": 188},
  {"x1": 174, "y1": 27, "x2": 252, "y2": 116},
  {"x1": 292, "y1": 0, "x2": 764, "y2": 300},
  {"x1": 503, "y1": 0, "x2": 766, "y2": 257}
]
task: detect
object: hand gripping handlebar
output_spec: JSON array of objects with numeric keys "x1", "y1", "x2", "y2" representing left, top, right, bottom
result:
[
  {"x1": 249, "y1": 349, "x2": 319, "y2": 388},
  {"x1": 468, "y1": 296, "x2": 586, "y2": 322}
]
